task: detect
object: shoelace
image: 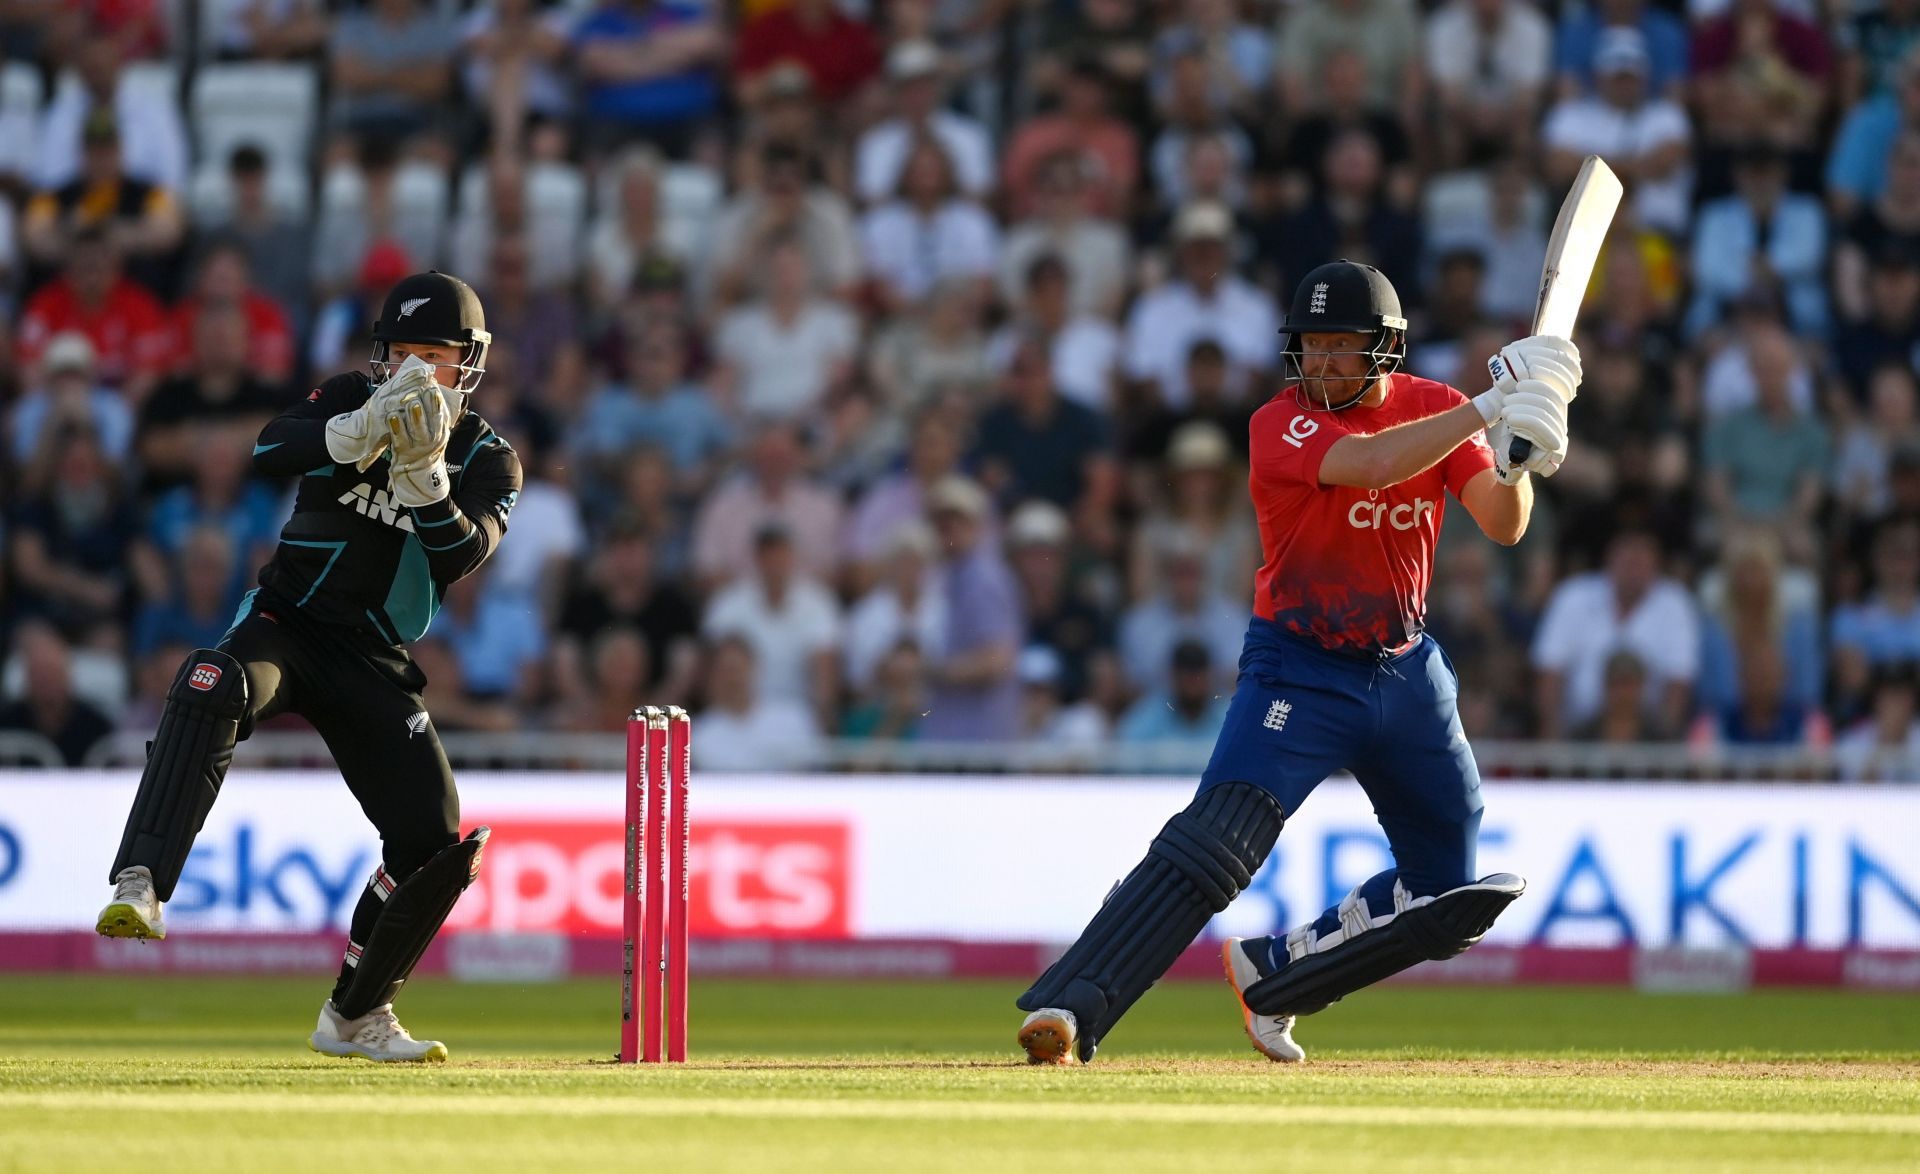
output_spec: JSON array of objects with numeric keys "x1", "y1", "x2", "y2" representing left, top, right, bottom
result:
[
  {"x1": 356, "y1": 1006, "x2": 410, "y2": 1046},
  {"x1": 112, "y1": 874, "x2": 151, "y2": 903}
]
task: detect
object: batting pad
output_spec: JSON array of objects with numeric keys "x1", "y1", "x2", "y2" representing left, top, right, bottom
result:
[
  {"x1": 112, "y1": 648, "x2": 249, "y2": 901},
  {"x1": 334, "y1": 827, "x2": 490, "y2": 1019},
  {"x1": 1017, "y1": 782, "x2": 1283, "y2": 1059},
  {"x1": 1242, "y1": 873, "x2": 1526, "y2": 1017}
]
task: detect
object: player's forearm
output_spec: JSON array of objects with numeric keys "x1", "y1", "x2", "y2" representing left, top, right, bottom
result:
[
  {"x1": 1321, "y1": 402, "x2": 1487, "y2": 490},
  {"x1": 252, "y1": 414, "x2": 334, "y2": 476},
  {"x1": 410, "y1": 495, "x2": 503, "y2": 582}
]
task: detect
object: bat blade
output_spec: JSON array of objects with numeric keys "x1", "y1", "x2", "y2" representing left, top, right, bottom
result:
[{"x1": 1509, "y1": 155, "x2": 1622, "y2": 466}]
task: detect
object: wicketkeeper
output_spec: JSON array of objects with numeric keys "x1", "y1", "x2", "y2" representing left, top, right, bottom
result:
[
  {"x1": 1017, "y1": 260, "x2": 1579, "y2": 1063},
  {"x1": 96, "y1": 272, "x2": 522, "y2": 1063}
]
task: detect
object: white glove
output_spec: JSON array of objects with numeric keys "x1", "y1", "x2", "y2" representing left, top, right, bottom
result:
[
  {"x1": 1501, "y1": 383, "x2": 1570, "y2": 477},
  {"x1": 387, "y1": 448, "x2": 451, "y2": 507},
  {"x1": 1469, "y1": 382, "x2": 1508, "y2": 426},
  {"x1": 328, "y1": 357, "x2": 437, "y2": 471},
  {"x1": 1487, "y1": 334, "x2": 1581, "y2": 408},
  {"x1": 1485, "y1": 421, "x2": 1528, "y2": 485}
]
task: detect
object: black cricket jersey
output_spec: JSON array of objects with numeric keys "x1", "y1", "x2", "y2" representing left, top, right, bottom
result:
[{"x1": 247, "y1": 371, "x2": 522, "y2": 645}]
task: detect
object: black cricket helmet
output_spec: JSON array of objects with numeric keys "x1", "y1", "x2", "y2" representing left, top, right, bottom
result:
[
  {"x1": 370, "y1": 270, "x2": 491, "y2": 397},
  {"x1": 1280, "y1": 259, "x2": 1407, "y2": 410}
]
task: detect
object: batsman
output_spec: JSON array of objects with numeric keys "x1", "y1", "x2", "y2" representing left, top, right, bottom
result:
[
  {"x1": 1018, "y1": 260, "x2": 1579, "y2": 1064},
  {"x1": 95, "y1": 272, "x2": 521, "y2": 1063}
]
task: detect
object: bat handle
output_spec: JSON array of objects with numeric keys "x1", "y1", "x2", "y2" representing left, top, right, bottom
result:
[{"x1": 1508, "y1": 436, "x2": 1533, "y2": 467}]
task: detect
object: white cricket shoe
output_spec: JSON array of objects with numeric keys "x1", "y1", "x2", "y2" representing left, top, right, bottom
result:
[
  {"x1": 96, "y1": 866, "x2": 166, "y2": 940},
  {"x1": 1018, "y1": 1007, "x2": 1082, "y2": 1065},
  {"x1": 1222, "y1": 938, "x2": 1305, "y2": 1063},
  {"x1": 310, "y1": 1001, "x2": 448, "y2": 1063}
]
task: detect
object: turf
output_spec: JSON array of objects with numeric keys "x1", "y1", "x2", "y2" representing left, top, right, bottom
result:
[{"x1": 2, "y1": 977, "x2": 1917, "y2": 1173}]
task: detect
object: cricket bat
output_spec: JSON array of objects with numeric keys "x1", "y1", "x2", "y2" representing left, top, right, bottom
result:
[{"x1": 1501, "y1": 154, "x2": 1622, "y2": 466}]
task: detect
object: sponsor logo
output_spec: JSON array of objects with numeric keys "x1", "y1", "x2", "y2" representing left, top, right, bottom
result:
[
  {"x1": 188, "y1": 663, "x2": 223, "y2": 692},
  {"x1": 1347, "y1": 497, "x2": 1436, "y2": 531},
  {"x1": 1263, "y1": 699, "x2": 1292, "y2": 732},
  {"x1": 406, "y1": 712, "x2": 430, "y2": 739},
  {"x1": 398, "y1": 297, "x2": 431, "y2": 318},
  {"x1": 447, "y1": 817, "x2": 853, "y2": 939},
  {"x1": 338, "y1": 483, "x2": 416, "y2": 532},
  {"x1": 1279, "y1": 414, "x2": 1320, "y2": 450}
]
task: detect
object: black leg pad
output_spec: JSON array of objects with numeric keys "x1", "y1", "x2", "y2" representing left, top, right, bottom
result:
[
  {"x1": 111, "y1": 649, "x2": 248, "y2": 901},
  {"x1": 1016, "y1": 782, "x2": 1283, "y2": 1059},
  {"x1": 334, "y1": 827, "x2": 490, "y2": 1019},
  {"x1": 1242, "y1": 873, "x2": 1526, "y2": 1017}
]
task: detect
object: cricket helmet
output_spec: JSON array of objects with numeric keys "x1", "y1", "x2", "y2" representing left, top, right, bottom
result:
[
  {"x1": 1280, "y1": 259, "x2": 1407, "y2": 410},
  {"x1": 369, "y1": 270, "x2": 491, "y2": 398}
]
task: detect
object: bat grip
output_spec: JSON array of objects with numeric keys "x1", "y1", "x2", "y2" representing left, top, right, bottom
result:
[{"x1": 1508, "y1": 436, "x2": 1533, "y2": 466}]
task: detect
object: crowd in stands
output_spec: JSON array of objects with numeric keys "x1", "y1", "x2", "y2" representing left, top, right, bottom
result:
[{"x1": 1, "y1": 0, "x2": 1919, "y2": 778}]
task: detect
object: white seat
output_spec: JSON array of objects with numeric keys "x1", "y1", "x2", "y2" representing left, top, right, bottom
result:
[
  {"x1": 1, "y1": 61, "x2": 40, "y2": 112},
  {"x1": 0, "y1": 62, "x2": 41, "y2": 180},
  {"x1": 191, "y1": 61, "x2": 319, "y2": 179}
]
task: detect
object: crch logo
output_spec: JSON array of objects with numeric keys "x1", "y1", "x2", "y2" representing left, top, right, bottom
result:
[
  {"x1": 187, "y1": 663, "x2": 222, "y2": 692},
  {"x1": 1348, "y1": 497, "x2": 1436, "y2": 531}
]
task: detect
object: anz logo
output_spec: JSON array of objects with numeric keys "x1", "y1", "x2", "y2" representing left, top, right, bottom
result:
[{"x1": 338, "y1": 483, "x2": 416, "y2": 532}]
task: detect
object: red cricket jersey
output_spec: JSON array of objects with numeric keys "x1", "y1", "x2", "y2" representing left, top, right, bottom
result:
[{"x1": 1248, "y1": 373, "x2": 1496, "y2": 654}]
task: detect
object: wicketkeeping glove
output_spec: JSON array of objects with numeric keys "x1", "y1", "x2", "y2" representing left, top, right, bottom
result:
[{"x1": 387, "y1": 447, "x2": 451, "y2": 507}]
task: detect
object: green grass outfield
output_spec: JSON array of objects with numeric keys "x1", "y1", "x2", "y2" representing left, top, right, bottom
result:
[{"x1": 2, "y1": 977, "x2": 1917, "y2": 1173}]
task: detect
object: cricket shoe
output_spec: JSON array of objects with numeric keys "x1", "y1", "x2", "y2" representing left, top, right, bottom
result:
[
  {"x1": 1018, "y1": 1007, "x2": 1085, "y2": 1065},
  {"x1": 310, "y1": 1001, "x2": 448, "y2": 1063},
  {"x1": 96, "y1": 866, "x2": 166, "y2": 940},
  {"x1": 1222, "y1": 938, "x2": 1305, "y2": 1063}
]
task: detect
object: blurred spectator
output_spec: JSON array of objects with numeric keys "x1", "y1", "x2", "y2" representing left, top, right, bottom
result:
[
  {"x1": 556, "y1": 522, "x2": 700, "y2": 700},
  {"x1": 1272, "y1": 50, "x2": 1414, "y2": 213},
  {"x1": 1829, "y1": 45, "x2": 1920, "y2": 219},
  {"x1": 1424, "y1": 541, "x2": 1533, "y2": 739},
  {"x1": 211, "y1": 0, "x2": 330, "y2": 61},
  {"x1": 1002, "y1": 59, "x2": 1140, "y2": 222},
  {"x1": 1409, "y1": 248, "x2": 1492, "y2": 379},
  {"x1": 1698, "y1": 640, "x2": 1826, "y2": 747},
  {"x1": 843, "y1": 521, "x2": 946, "y2": 693},
  {"x1": 1699, "y1": 307, "x2": 1816, "y2": 419},
  {"x1": 1694, "y1": 527, "x2": 1823, "y2": 725},
  {"x1": 131, "y1": 526, "x2": 243, "y2": 657},
  {"x1": 855, "y1": 41, "x2": 993, "y2": 203},
  {"x1": 1834, "y1": 364, "x2": 1920, "y2": 519},
  {"x1": 1835, "y1": 665, "x2": 1920, "y2": 780},
  {"x1": 1831, "y1": 520, "x2": 1920, "y2": 713},
  {"x1": 860, "y1": 137, "x2": 1000, "y2": 315},
  {"x1": 8, "y1": 425, "x2": 137, "y2": 646},
  {"x1": 1272, "y1": 0, "x2": 1424, "y2": 124},
  {"x1": 1007, "y1": 500, "x2": 1111, "y2": 702},
  {"x1": 842, "y1": 409, "x2": 970, "y2": 576},
  {"x1": 1034, "y1": 0, "x2": 1153, "y2": 126},
  {"x1": 136, "y1": 428, "x2": 284, "y2": 603},
  {"x1": 1119, "y1": 531, "x2": 1244, "y2": 695},
  {"x1": 1264, "y1": 129, "x2": 1423, "y2": 304},
  {"x1": 212, "y1": 145, "x2": 312, "y2": 331},
  {"x1": 1570, "y1": 649, "x2": 1658, "y2": 743},
  {"x1": 922, "y1": 476, "x2": 1022, "y2": 741},
  {"x1": 1554, "y1": 0, "x2": 1689, "y2": 99},
  {"x1": 973, "y1": 337, "x2": 1114, "y2": 512},
  {"x1": 707, "y1": 142, "x2": 861, "y2": 309},
  {"x1": 1834, "y1": 132, "x2": 1920, "y2": 324},
  {"x1": 137, "y1": 303, "x2": 284, "y2": 493},
  {"x1": 571, "y1": 322, "x2": 731, "y2": 497},
  {"x1": 1690, "y1": 0, "x2": 1832, "y2": 146},
  {"x1": 587, "y1": 148, "x2": 704, "y2": 314},
  {"x1": 573, "y1": 0, "x2": 724, "y2": 158},
  {"x1": 1125, "y1": 203, "x2": 1277, "y2": 408},
  {"x1": 732, "y1": 0, "x2": 881, "y2": 108},
  {"x1": 869, "y1": 277, "x2": 994, "y2": 414},
  {"x1": 15, "y1": 228, "x2": 173, "y2": 402},
  {"x1": 1129, "y1": 421, "x2": 1258, "y2": 606},
  {"x1": 842, "y1": 639, "x2": 928, "y2": 740},
  {"x1": 1532, "y1": 526, "x2": 1699, "y2": 739},
  {"x1": 0, "y1": 621, "x2": 115, "y2": 766},
  {"x1": 481, "y1": 232, "x2": 585, "y2": 411},
  {"x1": 702, "y1": 523, "x2": 842, "y2": 716},
  {"x1": 450, "y1": 157, "x2": 584, "y2": 293},
  {"x1": 327, "y1": 0, "x2": 456, "y2": 146},
  {"x1": 119, "y1": 641, "x2": 186, "y2": 734},
  {"x1": 1543, "y1": 28, "x2": 1692, "y2": 236},
  {"x1": 168, "y1": 243, "x2": 295, "y2": 383},
  {"x1": 22, "y1": 109, "x2": 184, "y2": 286},
  {"x1": 999, "y1": 152, "x2": 1130, "y2": 320},
  {"x1": 712, "y1": 235, "x2": 859, "y2": 420},
  {"x1": 1149, "y1": 0, "x2": 1271, "y2": 120},
  {"x1": 1833, "y1": 249, "x2": 1920, "y2": 403},
  {"x1": 1686, "y1": 144, "x2": 1828, "y2": 339},
  {"x1": 7, "y1": 332, "x2": 134, "y2": 467},
  {"x1": 1840, "y1": 0, "x2": 1920, "y2": 102},
  {"x1": 32, "y1": 37, "x2": 187, "y2": 192},
  {"x1": 1148, "y1": 49, "x2": 1254, "y2": 209},
  {"x1": 1426, "y1": 156, "x2": 1547, "y2": 325},
  {"x1": 1701, "y1": 325, "x2": 1828, "y2": 545},
  {"x1": 1425, "y1": 0, "x2": 1553, "y2": 170},
  {"x1": 1016, "y1": 645, "x2": 1109, "y2": 745},
  {"x1": 459, "y1": 0, "x2": 578, "y2": 140},
  {"x1": 432, "y1": 569, "x2": 547, "y2": 703},
  {"x1": 691, "y1": 418, "x2": 840, "y2": 591},
  {"x1": 989, "y1": 254, "x2": 1119, "y2": 413},
  {"x1": 482, "y1": 422, "x2": 584, "y2": 611},
  {"x1": 411, "y1": 637, "x2": 520, "y2": 733},
  {"x1": 1116, "y1": 639, "x2": 1232, "y2": 743},
  {"x1": 692, "y1": 634, "x2": 821, "y2": 771}
]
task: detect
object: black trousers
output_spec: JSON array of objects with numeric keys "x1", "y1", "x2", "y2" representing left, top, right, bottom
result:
[{"x1": 223, "y1": 591, "x2": 459, "y2": 880}]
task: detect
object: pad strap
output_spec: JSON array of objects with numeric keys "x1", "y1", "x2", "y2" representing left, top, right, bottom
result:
[{"x1": 111, "y1": 649, "x2": 248, "y2": 901}]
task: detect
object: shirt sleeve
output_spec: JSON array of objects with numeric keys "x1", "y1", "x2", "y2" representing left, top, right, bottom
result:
[
  {"x1": 408, "y1": 434, "x2": 523, "y2": 586},
  {"x1": 251, "y1": 373, "x2": 363, "y2": 477},
  {"x1": 1249, "y1": 402, "x2": 1344, "y2": 487},
  {"x1": 1442, "y1": 424, "x2": 1497, "y2": 498}
]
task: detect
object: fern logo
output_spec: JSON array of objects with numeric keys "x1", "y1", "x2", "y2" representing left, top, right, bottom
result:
[
  {"x1": 399, "y1": 297, "x2": 431, "y2": 318},
  {"x1": 405, "y1": 712, "x2": 430, "y2": 739}
]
